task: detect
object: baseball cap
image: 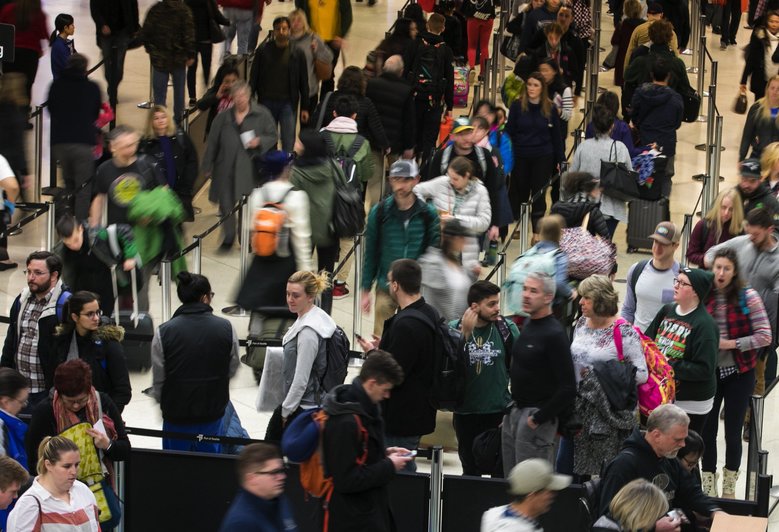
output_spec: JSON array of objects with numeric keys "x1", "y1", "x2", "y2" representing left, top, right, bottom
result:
[
  {"x1": 648, "y1": 221, "x2": 680, "y2": 245},
  {"x1": 389, "y1": 159, "x2": 420, "y2": 179},
  {"x1": 507, "y1": 459, "x2": 572, "y2": 495},
  {"x1": 647, "y1": 1, "x2": 664, "y2": 14},
  {"x1": 739, "y1": 158, "x2": 762, "y2": 179},
  {"x1": 452, "y1": 117, "x2": 474, "y2": 135},
  {"x1": 262, "y1": 150, "x2": 295, "y2": 175}
]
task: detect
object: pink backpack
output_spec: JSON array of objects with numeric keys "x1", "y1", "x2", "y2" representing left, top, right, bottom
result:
[{"x1": 613, "y1": 318, "x2": 676, "y2": 417}]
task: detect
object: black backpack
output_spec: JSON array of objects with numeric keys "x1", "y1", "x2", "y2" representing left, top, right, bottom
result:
[
  {"x1": 320, "y1": 326, "x2": 352, "y2": 392},
  {"x1": 322, "y1": 130, "x2": 366, "y2": 186},
  {"x1": 328, "y1": 158, "x2": 365, "y2": 238},
  {"x1": 400, "y1": 308, "x2": 467, "y2": 412},
  {"x1": 411, "y1": 38, "x2": 446, "y2": 97}
]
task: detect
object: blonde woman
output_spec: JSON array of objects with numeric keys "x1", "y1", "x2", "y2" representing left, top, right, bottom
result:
[
  {"x1": 413, "y1": 156, "x2": 491, "y2": 268},
  {"x1": 592, "y1": 479, "x2": 671, "y2": 532},
  {"x1": 761, "y1": 141, "x2": 779, "y2": 198},
  {"x1": 138, "y1": 105, "x2": 199, "y2": 220},
  {"x1": 265, "y1": 270, "x2": 336, "y2": 443},
  {"x1": 289, "y1": 9, "x2": 333, "y2": 113},
  {"x1": 740, "y1": 75, "x2": 779, "y2": 160},
  {"x1": 686, "y1": 188, "x2": 744, "y2": 268}
]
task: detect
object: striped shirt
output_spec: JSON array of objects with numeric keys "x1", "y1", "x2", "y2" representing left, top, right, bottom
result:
[
  {"x1": 7, "y1": 478, "x2": 99, "y2": 532},
  {"x1": 709, "y1": 288, "x2": 772, "y2": 369}
]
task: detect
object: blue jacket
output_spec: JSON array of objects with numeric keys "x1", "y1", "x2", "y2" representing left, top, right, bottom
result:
[
  {"x1": 50, "y1": 37, "x2": 75, "y2": 79},
  {"x1": 489, "y1": 127, "x2": 514, "y2": 175},
  {"x1": 219, "y1": 489, "x2": 298, "y2": 532}
]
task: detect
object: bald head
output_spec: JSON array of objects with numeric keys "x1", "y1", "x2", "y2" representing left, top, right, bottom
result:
[{"x1": 383, "y1": 55, "x2": 404, "y2": 76}]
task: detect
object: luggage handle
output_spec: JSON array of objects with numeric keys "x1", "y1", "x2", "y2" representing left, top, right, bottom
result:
[
  {"x1": 110, "y1": 265, "x2": 120, "y2": 327},
  {"x1": 130, "y1": 267, "x2": 139, "y2": 329}
]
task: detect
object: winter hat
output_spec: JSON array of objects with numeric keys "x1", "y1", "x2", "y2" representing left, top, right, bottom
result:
[{"x1": 680, "y1": 266, "x2": 714, "y2": 302}]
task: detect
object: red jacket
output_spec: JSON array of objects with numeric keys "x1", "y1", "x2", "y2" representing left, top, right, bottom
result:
[
  {"x1": 0, "y1": 4, "x2": 49, "y2": 56},
  {"x1": 686, "y1": 219, "x2": 739, "y2": 268}
]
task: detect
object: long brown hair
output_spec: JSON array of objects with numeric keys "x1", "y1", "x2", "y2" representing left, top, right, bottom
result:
[{"x1": 519, "y1": 72, "x2": 553, "y2": 119}]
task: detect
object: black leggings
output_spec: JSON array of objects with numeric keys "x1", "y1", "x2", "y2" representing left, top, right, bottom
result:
[
  {"x1": 186, "y1": 42, "x2": 214, "y2": 99},
  {"x1": 509, "y1": 154, "x2": 554, "y2": 229},
  {"x1": 701, "y1": 368, "x2": 756, "y2": 472}
]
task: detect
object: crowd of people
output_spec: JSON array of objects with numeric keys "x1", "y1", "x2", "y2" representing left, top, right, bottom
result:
[{"x1": 1, "y1": 0, "x2": 779, "y2": 530}]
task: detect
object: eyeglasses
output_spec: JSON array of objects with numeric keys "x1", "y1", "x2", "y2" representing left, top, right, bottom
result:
[
  {"x1": 23, "y1": 269, "x2": 50, "y2": 278},
  {"x1": 673, "y1": 278, "x2": 693, "y2": 288},
  {"x1": 61, "y1": 394, "x2": 90, "y2": 408},
  {"x1": 80, "y1": 310, "x2": 103, "y2": 319},
  {"x1": 254, "y1": 467, "x2": 287, "y2": 476},
  {"x1": 681, "y1": 456, "x2": 699, "y2": 469}
]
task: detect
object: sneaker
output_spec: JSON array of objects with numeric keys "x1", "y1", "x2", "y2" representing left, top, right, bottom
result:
[
  {"x1": 188, "y1": 98, "x2": 197, "y2": 107},
  {"x1": 332, "y1": 283, "x2": 350, "y2": 299},
  {"x1": 468, "y1": 68, "x2": 477, "y2": 85}
]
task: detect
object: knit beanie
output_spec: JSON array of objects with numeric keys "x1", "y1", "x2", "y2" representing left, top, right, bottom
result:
[{"x1": 681, "y1": 267, "x2": 713, "y2": 302}]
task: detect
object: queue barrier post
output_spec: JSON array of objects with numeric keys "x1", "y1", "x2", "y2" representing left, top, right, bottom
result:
[
  {"x1": 351, "y1": 234, "x2": 364, "y2": 347},
  {"x1": 490, "y1": 31, "x2": 501, "y2": 103},
  {"x1": 708, "y1": 115, "x2": 723, "y2": 210},
  {"x1": 138, "y1": 63, "x2": 154, "y2": 110},
  {"x1": 45, "y1": 201, "x2": 55, "y2": 251},
  {"x1": 695, "y1": 31, "x2": 707, "y2": 121},
  {"x1": 686, "y1": 0, "x2": 700, "y2": 67},
  {"x1": 429, "y1": 446, "x2": 444, "y2": 532},
  {"x1": 33, "y1": 106, "x2": 44, "y2": 203},
  {"x1": 193, "y1": 236, "x2": 202, "y2": 275},
  {"x1": 160, "y1": 259, "x2": 172, "y2": 322},
  {"x1": 519, "y1": 202, "x2": 532, "y2": 254},
  {"x1": 680, "y1": 213, "x2": 693, "y2": 263}
]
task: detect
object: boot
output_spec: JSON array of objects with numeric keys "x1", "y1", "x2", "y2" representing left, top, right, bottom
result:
[
  {"x1": 722, "y1": 468, "x2": 740, "y2": 499},
  {"x1": 701, "y1": 471, "x2": 718, "y2": 497}
]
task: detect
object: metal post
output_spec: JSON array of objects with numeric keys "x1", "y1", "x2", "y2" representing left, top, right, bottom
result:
[
  {"x1": 138, "y1": 63, "x2": 154, "y2": 110},
  {"x1": 193, "y1": 236, "x2": 202, "y2": 275},
  {"x1": 519, "y1": 202, "x2": 532, "y2": 253},
  {"x1": 708, "y1": 115, "x2": 724, "y2": 203},
  {"x1": 746, "y1": 394, "x2": 764, "y2": 500},
  {"x1": 224, "y1": 196, "x2": 251, "y2": 316},
  {"x1": 680, "y1": 214, "x2": 693, "y2": 264},
  {"x1": 496, "y1": 252, "x2": 507, "y2": 314},
  {"x1": 160, "y1": 260, "x2": 172, "y2": 322},
  {"x1": 490, "y1": 32, "x2": 501, "y2": 103},
  {"x1": 695, "y1": 33, "x2": 707, "y2": 114},
  {"x1": 115, "y1": 461, "x2": 125, "y2": 532},
  {"x1": 497, "y1": 0, "x2": 509, "y2": 86},
  {"x1": 429, "y1": 446, "x2": 444, "y2": 532},
  {"x1": 686, "y1": 1, "x2": 700, "y2": 62},
  {"x1": 483, "y1": 56, "x2": 493, "y2": 104},
  {"x1": 351, "y1": 234, "x2": 363, "y2": 346},
  {"x1": 46, "y1": 201, "x2": 55, "y2": 251},
  {"x1": 33, "y1": 106, "x2": 43, "y2": 203},
  {"x1": 584, "y1": 0, "x2": 601, "y2": 118},
  {"x1": 472, "y1": 82, "x2": 482, "y2": 105}
]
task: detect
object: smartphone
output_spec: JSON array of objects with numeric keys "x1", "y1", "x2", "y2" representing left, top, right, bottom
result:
[
  {"x1": 402, "y1": 450, "x2": 418, "y2": 457},
  {"x1": 355, "y1": 333, "x2": 364, "y2": 341}
]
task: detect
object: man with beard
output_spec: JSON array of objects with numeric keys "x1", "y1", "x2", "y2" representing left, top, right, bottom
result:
[
  {"x1": 360, "y1": 160, "x2": 440, "y2": 335},
  {"x1": 1, "y1": 252, "x2": 69, "y2": 412},
  {"x1": 736, "y1": 158, "x2": 779, "y2": 229},
  {"x1": 451, "y1": 281, "x2": 519, "y2": 476},
  {"x1": 249, "y1": 16, "x2": 310, "y2": 152},
  {"x1": 598, "y1": 404, "x2": 723, "y2": 530}
]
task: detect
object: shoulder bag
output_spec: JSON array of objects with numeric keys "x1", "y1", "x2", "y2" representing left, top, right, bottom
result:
[{"x1": 600, "y1": 141, "x2": 640, "y2": 201}]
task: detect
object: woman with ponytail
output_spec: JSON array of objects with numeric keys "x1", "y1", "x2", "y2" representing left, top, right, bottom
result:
[
  {"x1": 265, "y1": 270, "x2": 336, "y2": 442},
  {"x1": 54, "y1": 291, "x2": 132, "y2": 412},
  {"x1": 49, "y1": 13, "x2": 75, "y2": 79},
  {"x1": 149, "y1": 272, "x2": 240, "y2": 454},
  {"x1": 0, "y1": 369, "x2": 31, "y2": 469},
  {"x1": 8, "y1": 436, "x2": 99, "y2": 532}
]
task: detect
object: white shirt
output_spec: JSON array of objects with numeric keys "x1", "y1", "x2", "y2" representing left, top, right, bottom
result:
[
  {"x1": 481, "y1": 505, "x2": 543, "y2": 532},
  {"x1": 0, "y1": 154, "x2": 13, "y2": 212},
  {"x1": 7, "y1": 478, "x2": 100, "y2": 532}
]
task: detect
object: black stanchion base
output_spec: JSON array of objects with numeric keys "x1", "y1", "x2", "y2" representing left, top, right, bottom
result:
[
  {"x1": 692, "y1": 174, "x2": 725, "y2": 182},
  {"x1": 695, "y1": 143, "x2": 726, "y2": 152},
  {"x1": 40, "y1": 186, "x2": 64, "y2": 197},
  {"x1": 222, "y1": 305, "x2": 248, "y2": 317},
  {"x1": 137, "y1": 101, "x2": 154, "y2": 110}
]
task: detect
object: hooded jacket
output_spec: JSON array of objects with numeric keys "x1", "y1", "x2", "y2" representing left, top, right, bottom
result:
[
  {"x1": 630, "y1": 83, "x2": 683, "y2": 157},
  {"x1": 322, "y1": 117, "x2": 376, "y2": 184},
  {"x1": 740, "y1": 182, "x2": 779, "y2": 230},
  {"x1": 290, "y1": 158, "x2": 339, "y2": 247},
  {"x1": 739, "y1": 101, "x2": 779, "y2": 161},
  {"x1": 322, "y1": 380, "x2": 396, "y2": 532},
  {"x1": 47, "y1": 68, "x2": 102, "y2": 146},
  {"x1": 54, "y1": 324, "x2": 133, "y2": 411},
  {"x1": 281, "y1": 305, "x2": 336, "y2": 417},
  {"x1": 140, "y1": 0, "x2": 196, "y2": 71},
  {"x1": 624, "y1": 45, "x2": 692, "y2": 108},
  {"x1": 366, "y1": 72, "x2": 416, "y2": 154},
  {"x1": 599, "y1": 427, "x2": 718, "y2": 518}
]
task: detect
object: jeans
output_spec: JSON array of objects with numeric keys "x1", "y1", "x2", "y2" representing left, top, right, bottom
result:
[
  {"x1": 222, "y1": 7, "x2": 254, "y2": 57},
  {"x1": 453, "y1": 412, "x2": 504, "y2": 476},
  {"x1": 384, "y1": 434, "x2": 421, "y2": 472},
  {"x1": 414, "y1": 98, "x2": 444, "y2": 166},
  {"x1": 187, "y1": 42, "x2": 214, "y2": 99},
  {"x1": 702, "y1": 368, "x2": 756, "y2": 472},
  {"x1": 263, "y1": 99, "x2": 296, "y2": 152},
  {"x1": 153, "y1": 66, "x2": 187, "y2": 123},
  {"x1": 52, "y1": 143, "x2": 95, "y2": 221},
  {"x1": 99, "y1": 30, "x2": 131, "y2": 108},
  {"x1": 502, "y1": 406, "x2": 558, "y2": 476}
]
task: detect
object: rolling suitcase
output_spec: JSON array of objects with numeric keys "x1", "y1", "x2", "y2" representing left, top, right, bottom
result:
[
  {"x1": 112, "y1": 267, "x2": 154, "y2": 372},
  {"x1": 242, "y1": 307, "x2": 296, "y2": 383},
  {"x1": 626, "y1": 198, "x2": 670, "y2": 253}
]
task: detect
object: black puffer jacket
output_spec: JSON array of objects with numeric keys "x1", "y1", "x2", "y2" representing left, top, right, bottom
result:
[
  {"x1": 139, "y1": 131, "x2": 199, "y2": 221},
  {"x1": 316, "y1": 91, "x2": 389, "y2": 151},
  {"x1": 550, "y1": 199, "x2": 610, "y2": 238},
  {"x1": 366, "y1": 72, "x2": 416, "y2": 154},
  {"x1": 599, "y1": 428, "x2": 718, "y2": 518},
  {"x1": 322, "y1": 380, "x2": 396, "y2": 532}
]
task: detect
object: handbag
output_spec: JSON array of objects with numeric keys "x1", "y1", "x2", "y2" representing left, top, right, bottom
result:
[
  {"x1": 559, "y1": 212, "x2": 617, "y2": 279},
  {"x1": 500, "y1": 34, "x2": 522, "y2": 62},
  {"x1": 315, "y1": 56, "x2": 334, "y2": 81},
  {"x1": 681, "y1": 89, "x2": 702, "y2": 122},
  {"x1": 206, "y1": 0, "x2": 227, "y2": 44},
  {"x1": 734, "y1": 92, "x2": 748, "y2": 114},
  {"x1": 600, "y1": 141, "x2": 640, "y2": 201}
]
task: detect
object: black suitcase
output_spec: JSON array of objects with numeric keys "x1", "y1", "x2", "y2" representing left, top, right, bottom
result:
[
  {"x1": 627, "y1": 198, "x2": 670, "y2": 252},
  {"x1": 111, "y1": 267, "x2": 154, "y2": 371}
]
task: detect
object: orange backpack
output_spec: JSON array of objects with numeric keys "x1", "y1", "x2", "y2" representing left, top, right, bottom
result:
[
  {"x1": 251, "y1": 188, "x2": 293, "y2": 257},
  {"x1": 283, "y1": 409, "x2": 368, "y2": 532}
]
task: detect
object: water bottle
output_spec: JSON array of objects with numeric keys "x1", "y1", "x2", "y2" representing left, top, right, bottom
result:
[{"x1": 485, "y1": 240, "x2": 498, "y2": 266}]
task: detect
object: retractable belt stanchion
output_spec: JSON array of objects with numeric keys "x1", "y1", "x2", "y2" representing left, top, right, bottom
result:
[
  {"x1": 707, "y1": 115, "x2": 723, "y2": 207},
  {"x1": 45, "y1": 201, "x2": 55, "y2": 251},
  {"x1": 223, "y1": 196, "x2": 251, "y2": 317},
  {"x1": 680, "y1": 213, "x2": 693, "y2": 261},
  {"x1": 351, "y1": 234, "x2": 363, "y2": 346},
  {"x1": 115, "y1": 461, "x2": 126, "y2": 532},
  {"x1": 429, "y1": 446, "x2": 444, "y2": 532},
  {"x1": 584, "y1": 0, "x2": 602, "y2": 118},
  {"x1": 160, "y1": 259, "x2": 172, "y2": 322},
  {"x1": 192, "y1": 236, "x2": 202, "y2": 275},
  {"x1": 694, "y1": 78, "x2": 718, "y2": 182},
  {"x1": 686, "y1": 0, "x2": 700, "y2": 62},
  {"x1": 519, "y1": 202, "x2": 531, "y2": 253},
  {"x1": 490, "y1": 32, "x2": 501, "y2": 103},
  {"x1": 695, "y1": 31, "x2": 707, "y2": 121},
  {"x1": 32, "y1": 106, "x2": 44, "y2": 203},
  {"x1": 138, "y1": 63, "x2": 154, "y2": 110}
]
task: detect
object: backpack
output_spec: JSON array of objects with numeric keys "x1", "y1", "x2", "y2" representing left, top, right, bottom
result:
[
  {"x1": 320, "y1": 326, "x2": 351, "y2": 393},
  {"x1": 281, "y1": 408, "x2": 368, "y2": 532},
  {"x1": 628, "y1": 259, "x2": 680, "y2": 303},
  {"x1": 411, "y1": 38, "x2": 446, "y2": 97},
  {"x1": 503, "y1": 246, "x2": 559, "y2": 316},
  {"x1": 55, "y1": 290, "x2": 72, "y2": 322},
  {"x1": 328, "y1": 159, "x2": 365, "y2": 239},
  {"x1": 251, "y1": 188, "x2": 294, "y2": 257},
  {"x1": 399, "y1": 308, "x2": 467, "y2": 411},
  {"x1": 613, "y1": 317, "x2": 676, "y2": 417},
  {"x1": 322, "y1": 130, "x2": 366, "y2": 186}
]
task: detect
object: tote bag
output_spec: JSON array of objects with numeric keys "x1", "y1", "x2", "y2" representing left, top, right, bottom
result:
[
  {"x1": 559, "y1": 212, "x2": 617, "y2": 279},
  {"x1": 600, "y1": 141, "x2": 640, "y2": 201}
]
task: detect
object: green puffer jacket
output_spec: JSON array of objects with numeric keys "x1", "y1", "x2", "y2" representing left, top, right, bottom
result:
[
  {"x1": 322, "y1": 130, "x2": 374, "y2": 184},
  {"x1": 361, "y1": 196, "x2": 440, "y2": 292},
  {"x1": 290, "y1": 159, "x2": 342, "y2": 248},
  {"x1": 127, "y1": 187, "x2": 188, "y2": 277}
]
